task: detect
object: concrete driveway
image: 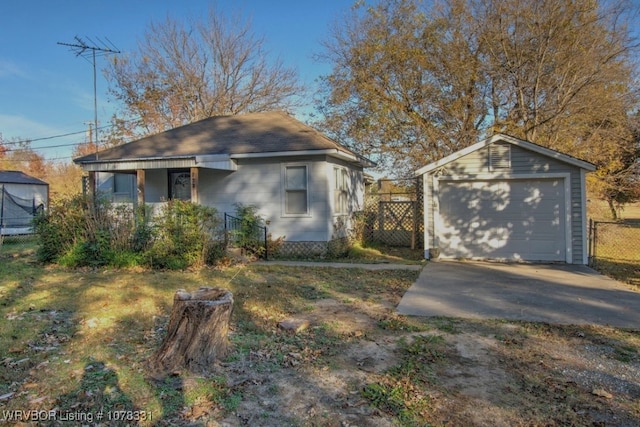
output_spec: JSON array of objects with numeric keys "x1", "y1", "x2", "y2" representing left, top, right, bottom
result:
[{"x1": 397, "y1": 261, "x2": 640, "y2": 328}]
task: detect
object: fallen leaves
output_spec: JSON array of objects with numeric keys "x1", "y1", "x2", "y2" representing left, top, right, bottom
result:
[{"x1": 591, "y1": 388, "x2": 614, "y2": 399}]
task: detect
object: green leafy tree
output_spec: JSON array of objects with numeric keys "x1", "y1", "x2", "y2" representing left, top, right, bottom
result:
[{"x1": 317, "y1": 0, "x2": 639, "y2": 213}]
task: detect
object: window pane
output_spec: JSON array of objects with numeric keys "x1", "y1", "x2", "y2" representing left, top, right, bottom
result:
[
  {"x1": 286, "y1": 190, "x2": 307, "y2": 214},
  {"x1": 286, "y1": 166, "x2": 307, "y2": 189},
  {"x1": 114, "y1": 173, "x2": 130, "y2": 193},
  {"x1": 340, "y1": 192, "x2": 347, "y2": 213}
]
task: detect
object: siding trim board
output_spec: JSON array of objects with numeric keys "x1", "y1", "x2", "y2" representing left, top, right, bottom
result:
[{"x1": 580, "y1": 168, "x2": 589, "y2": 265}]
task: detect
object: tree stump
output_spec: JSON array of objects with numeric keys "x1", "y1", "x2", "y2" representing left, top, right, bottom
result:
[{"x1": 151, "y1": 287, "x2": 233, "y2": 374}]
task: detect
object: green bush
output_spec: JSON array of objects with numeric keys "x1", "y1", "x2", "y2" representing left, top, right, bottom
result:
[
  {"x1": 233, "y1": 204, "x2": 267, "y2": 257},
  {"x1": 144, "y1": 200, "x2": 223, "y2": 269},
  {"x1": 33, "y1": 209, "x2": 64, "y2": 263},
  {"x1": 35, "y1": 195, "x2": 224, "y2": 270},
  {"x1": 34, "y1": 193, "x2": 111, "y2": 266}
]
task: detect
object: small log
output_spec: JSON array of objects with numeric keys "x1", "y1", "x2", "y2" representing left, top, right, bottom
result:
[{"x1": 151, "y1": 287, "x2": 233, "y2": 374}]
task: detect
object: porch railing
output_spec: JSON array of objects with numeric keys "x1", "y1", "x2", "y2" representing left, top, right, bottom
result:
[{"x1": 224, "y1": 213, "x2": 268, "y2": 260}]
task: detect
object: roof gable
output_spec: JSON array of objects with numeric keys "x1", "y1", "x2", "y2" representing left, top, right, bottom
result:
[
  {"x1": 75, "y1": 111, "x2": 370, "y2": 167},
  {"x1": 0, "y1": 170, "x2": 48, "y2": 185},
  {"x1": 415, "y1": 133, "x2": 596, "y2": 176}
]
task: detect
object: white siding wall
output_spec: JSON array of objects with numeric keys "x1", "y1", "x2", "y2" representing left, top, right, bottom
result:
[
  {"x1": 145, "y1": 169, "x2": 169, "y2": 203},
  {"x1": 98, "y1": 156, "x2": 365, "y2": 243},
  {"x1": 325, "y1": 156, "x2": 365, "y2": 239},
  {"x1": 198, "y1": 157, "x2": 332, "y2": 242}
]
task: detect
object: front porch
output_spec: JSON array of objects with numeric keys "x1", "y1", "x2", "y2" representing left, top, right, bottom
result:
[{"x1": 85, "y1": 154, "x2": 238, "y2": 207}]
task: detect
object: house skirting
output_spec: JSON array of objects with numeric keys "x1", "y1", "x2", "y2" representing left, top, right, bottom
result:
[{"x1": 274, "y1": 237, "x2": 352, "y2": 259}]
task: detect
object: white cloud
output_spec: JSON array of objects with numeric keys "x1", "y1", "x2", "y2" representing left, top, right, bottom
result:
[
  {"x1": 0, "y1": 59, "x2": 28, "y2": 79},
  {"x1": 0, "y1": 114, "x2": 62, "y2": 140}
]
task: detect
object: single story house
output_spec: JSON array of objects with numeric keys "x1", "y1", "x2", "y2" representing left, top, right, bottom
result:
[
  {"x1": 415, "y1": 134, "x2": 596, "y2": 264},
  {"x1": 0, "y1": 170, "x2": 49, "y2": 235},
  {"x1": 74, "y1": 111, "x2": 374, "y2": 255}
]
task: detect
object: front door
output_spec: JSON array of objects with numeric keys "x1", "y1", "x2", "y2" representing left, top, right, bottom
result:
[{"x1": 170, "y1": 171, "x2": 191, "y2": 201}]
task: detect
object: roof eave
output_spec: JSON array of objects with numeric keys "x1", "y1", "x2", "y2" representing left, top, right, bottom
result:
[
  {"x1": 231, "y1": 149, "x2": 376, "y2": 167},
  {"x1": 74, "y1": 149, "x2": 376, "y2": 171}
]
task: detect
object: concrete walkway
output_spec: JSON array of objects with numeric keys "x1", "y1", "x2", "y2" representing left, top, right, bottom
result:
[
  {"x1": 253, "y1": 260, "x2": 424, "y2": 271},
  {"x1": 397, "y1": 261, "x2": 640, "y2": 328}
]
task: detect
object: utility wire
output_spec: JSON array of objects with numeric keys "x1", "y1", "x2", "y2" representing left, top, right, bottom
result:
[
  {"x1": 0, "y1": 118, "x2": 140, "y2": 146},
  {"x1": 0, "y1": 128, "x2": 100, "y2": 146},
  {"x1": 1, "y1": 141, "x2": 94, "y2": 153}
]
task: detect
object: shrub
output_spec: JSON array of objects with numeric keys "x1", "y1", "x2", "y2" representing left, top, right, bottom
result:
[
  {"x1": 33, "y1": 209, "x2": 64, "y2": 263},
  {"x1": 233, "y1": 204, "x2": 267, "y2": 257},
  {"x1": 144, "y1": 200, "x2": 223, "y2": 269},
  {"x1": 36, "y1": 195, "x2": 224, "y2": 270},
  {"x1": 34, "y1": 193, "x2": 113, "y2": 266}
]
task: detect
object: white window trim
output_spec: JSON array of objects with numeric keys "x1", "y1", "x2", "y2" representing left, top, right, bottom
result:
[{"x1": 281, "y1": 162, "x2": 311, "y2": 217}]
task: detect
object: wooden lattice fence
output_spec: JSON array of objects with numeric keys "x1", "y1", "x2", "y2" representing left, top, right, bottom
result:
[{"x1": 363, "y1": 178, "x2": 424, "y2": 248}]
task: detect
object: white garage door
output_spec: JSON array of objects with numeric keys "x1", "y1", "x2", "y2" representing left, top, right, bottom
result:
[{"x1": 437, "y1": 179, "x2": 566, "y2": 262}]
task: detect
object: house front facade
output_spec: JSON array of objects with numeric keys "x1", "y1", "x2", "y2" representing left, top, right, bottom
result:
[{"x1": 74, "y1": 111, "x2": 374, "y2": 255}]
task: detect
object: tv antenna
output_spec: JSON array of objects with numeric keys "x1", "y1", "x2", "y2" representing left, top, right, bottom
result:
[{"x1": 58, "y1": 36, "x2": 120, "y2": 152}]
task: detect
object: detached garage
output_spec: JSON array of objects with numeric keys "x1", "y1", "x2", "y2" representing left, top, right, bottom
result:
[{"x1": 416, "y1": 134, "x2": 596, "y2": 264}]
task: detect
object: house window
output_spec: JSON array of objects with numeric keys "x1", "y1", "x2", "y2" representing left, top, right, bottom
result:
[
  {"x1": 170, "y1": 171, "x2": 191, "y2": 201},
  {"x1": 112, "y1": 173, "x2": 133, "y2": 202},
  {"x1": 284, "y1": 165, "x2": 308, "y2": 215},
  {"x1": 114, "y1": 173, "x2": 131, "y2": 193},
  {"x1": 334, "y1": 167, "x2": 349, "y2": 214}
]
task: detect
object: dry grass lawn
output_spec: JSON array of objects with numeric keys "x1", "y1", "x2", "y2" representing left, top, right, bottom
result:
[{"x1": 0, "y1": 243, "x2": 639, "y2": 426}]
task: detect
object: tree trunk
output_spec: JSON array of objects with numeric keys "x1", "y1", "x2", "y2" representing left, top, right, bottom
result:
[
  {"x1": 151, "y1": 287, "x2": 233, "y2": 374},
  {"x1": 607, "y1": 198, "x2": 618, "y2": 220}
]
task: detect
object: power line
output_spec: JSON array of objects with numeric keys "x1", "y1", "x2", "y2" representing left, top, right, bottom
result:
[
  {"x1": 1, "y1": 141, "x2": 89, "y2": 153},
  {"x1": 0, "y1": 126, "x2": 110, "y2": 146},
  {"x1": 0, "y1": 155, "x2": 74, "y2": 163},
  {"x1": 1, "y1": 116, "x2": 142, "y2": 148}
]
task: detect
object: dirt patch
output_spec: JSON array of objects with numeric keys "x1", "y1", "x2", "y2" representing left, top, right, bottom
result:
[{"x1": 199, "y1": 297, "x2": 640, "y2": 426}]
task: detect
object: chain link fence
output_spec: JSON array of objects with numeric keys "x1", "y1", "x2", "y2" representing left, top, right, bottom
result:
[
  {"x1": 0, "y1": 231, "x2": 38, "y2": 255},
  {"x1": 589, "y1": 219, "x2": 640, "y2": 286}
]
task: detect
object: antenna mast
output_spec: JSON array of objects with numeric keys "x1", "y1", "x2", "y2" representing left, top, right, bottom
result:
[{"x1": 58, "y1": 36, "x2": 120, "y2": 153}]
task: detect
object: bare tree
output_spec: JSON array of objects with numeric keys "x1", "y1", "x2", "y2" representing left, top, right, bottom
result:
[
  {"x1": 105, "y1": 6, "x2": 303, "y2": 139},
  {"x1": 476, "y1": 0, "x2": 637, "y2": 145}
]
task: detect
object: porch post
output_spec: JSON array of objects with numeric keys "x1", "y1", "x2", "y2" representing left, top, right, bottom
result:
[
  {"x1": 137, "y1": 169, "x2": 145, "y2": 207},
  {"x1": 87, "y1": 171, "x2": 97, "y2": 199},
  {"x1": 190, "y1": 167, "x2": 199, "y2": 204}
]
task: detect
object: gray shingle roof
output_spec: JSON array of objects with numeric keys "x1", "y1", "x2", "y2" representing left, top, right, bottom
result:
[
  {"x1": 0, "y1": 170, "x2": 48, "y2": 185},
  {"x1": 75, "y1": 111, "x2": 362, "y2": 163}
]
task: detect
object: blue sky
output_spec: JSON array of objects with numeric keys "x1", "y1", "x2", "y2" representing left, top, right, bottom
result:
[{"x1": 0, "y1": 0, "x2": 354, "y2": 163}]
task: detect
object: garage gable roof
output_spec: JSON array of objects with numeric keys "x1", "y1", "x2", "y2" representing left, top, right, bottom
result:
[{"x1": 415, "y1": 133, "x2": 596, "y2": 176}]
